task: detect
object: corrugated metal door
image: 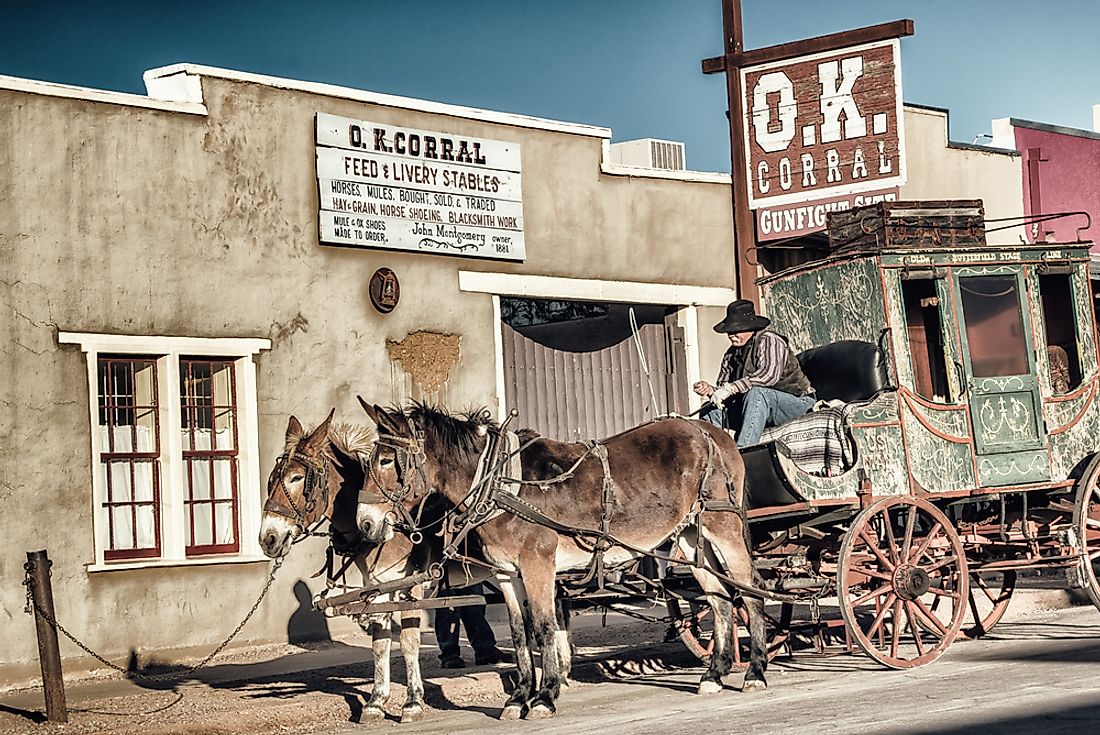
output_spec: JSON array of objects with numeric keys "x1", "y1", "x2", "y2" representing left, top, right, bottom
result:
[{"x1": 501, "y1": 300, "x2": 687, "y2": 441}]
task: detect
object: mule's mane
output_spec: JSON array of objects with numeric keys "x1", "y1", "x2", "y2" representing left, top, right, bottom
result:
[
  {"x1": 283, "y1": 421, "x2": 375, "y2": 460},
  {"x1": 329, "y1": 422, "x2": 375, "y2": 459},
  {"x1": 403, "y1": 402, "x2": 497, "y2": 464}
]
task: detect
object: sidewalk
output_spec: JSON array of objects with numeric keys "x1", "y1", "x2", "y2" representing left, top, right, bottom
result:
[{"x1": 0, "y1": 589, "x2": 1087, "y2": 735}]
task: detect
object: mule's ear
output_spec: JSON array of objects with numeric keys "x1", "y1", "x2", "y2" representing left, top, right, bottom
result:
[
  {"x1": 305, "y1": 408, "x2": 335, "y2": 450},
  {"x1": 286, "y1": 416, "x2": 304, "y2": 443},
  {"x1": 358, "y1": 396, "x2": 401, "y2": 434},
  {"x1": 357, "y1": 395, "x2": 377, "y2": 423}
]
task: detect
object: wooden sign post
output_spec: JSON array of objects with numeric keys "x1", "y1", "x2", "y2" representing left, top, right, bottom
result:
[
  {"x1": 703, "y1": 0, "x2": 913, "y2": 302},
  {"x1": 25, "y1": 550, "x2": 68, "y2": 723}
]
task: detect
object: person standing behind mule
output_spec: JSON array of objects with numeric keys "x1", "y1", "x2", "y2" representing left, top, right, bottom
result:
[{"x1": 693, "y1": 299, "x2": 815, "y2": 447}]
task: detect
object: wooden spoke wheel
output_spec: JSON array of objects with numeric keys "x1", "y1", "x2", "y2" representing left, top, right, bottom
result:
[
  {"x1": 838, "y1": 496, "x2": 969, "y2": 669},
  {"x1": 665, "y1": 596, "x2": 792, "y2": 668},
  {"x1": 957, "y1": 570, "x2": 1017, "y2": 640},
  {"x1": 1073, "y1": 460, "x2": 1100, "y2": 611}
]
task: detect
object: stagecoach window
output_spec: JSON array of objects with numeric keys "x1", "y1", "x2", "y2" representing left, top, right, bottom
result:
[
  {"x1": 1038, "y1": 273, "x2": 1082, "y2": 393},
  {"x1": 62, "y1": 331, "x2": 269, "y2": 569},
  {"x1": 901, "y1": 279, "x2": 951, "y2": 402},
  {"x1": 959, "y1": 275, "x2": 1029, "y2": 378}
]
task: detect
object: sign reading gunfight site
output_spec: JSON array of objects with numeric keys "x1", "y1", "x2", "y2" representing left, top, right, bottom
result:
[
  {"x1": 316, "y1": 112, "x2": 525, "y2": 260},
  {"x1": 740, "y1": 39, "x2": 906, "y2": 241}
]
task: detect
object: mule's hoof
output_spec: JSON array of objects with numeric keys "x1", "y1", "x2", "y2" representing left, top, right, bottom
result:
[
  {"x1": 559, "y1": 678, "x2": 571, "y2": 692},
  {"x1": 362, "y1": 706, "x2": 386, "y2": 723},
  {"x1": 697, "y1": 679, "x2": 723, "y2": 695},
  {"x1": 400, "y1": 705, "x2": 425, "y2": 723},
  {"x1": 500, "y1": 705, "x2": 524, "y2": 720},
  {"x1": 526, "y1": 703, "x2": 555, "y2": 719},
  {"x1": 742, "y1": 678, "x2": 768, "y2": 692}
]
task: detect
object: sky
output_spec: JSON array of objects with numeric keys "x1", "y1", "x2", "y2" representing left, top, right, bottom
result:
[{"x1": 1, "y1": 1, "x2": 1098, "y2": 173}]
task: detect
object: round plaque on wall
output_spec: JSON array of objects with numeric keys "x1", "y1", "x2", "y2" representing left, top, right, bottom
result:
[{"x1": 368, "y1": 268, "x2": 400, "y2": 314}]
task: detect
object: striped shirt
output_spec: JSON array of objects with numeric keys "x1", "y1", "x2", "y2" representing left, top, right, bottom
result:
[{"x1": 717, "y1": 330, "x2": 791, "y2": 395}]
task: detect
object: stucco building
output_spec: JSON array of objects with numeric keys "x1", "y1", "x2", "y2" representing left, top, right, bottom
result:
[{"x1": 0, "y1": 64, "x2": 1027, "y2": 683}]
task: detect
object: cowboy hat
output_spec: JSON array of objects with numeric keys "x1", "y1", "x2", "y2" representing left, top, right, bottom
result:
[{"x1": 713, "y1": 299, "x2": 770, "y2": 334}]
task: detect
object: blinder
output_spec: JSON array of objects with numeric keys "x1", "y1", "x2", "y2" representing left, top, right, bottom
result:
[
  {"x1": 362, "y1": 427, "x2": 432, "y2": 535},
  {"x1": 264, "y1": 449, "x2": 331, "y2": 529}
]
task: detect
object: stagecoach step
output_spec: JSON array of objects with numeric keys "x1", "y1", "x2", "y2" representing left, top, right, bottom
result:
[{"x1": 324, "y1": 594, "x2": 488, "y2": 618}]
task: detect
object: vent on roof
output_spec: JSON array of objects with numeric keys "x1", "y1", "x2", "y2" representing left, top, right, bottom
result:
[{"x1": 609, "y1": 138, "x2": 686, "y2": 171}]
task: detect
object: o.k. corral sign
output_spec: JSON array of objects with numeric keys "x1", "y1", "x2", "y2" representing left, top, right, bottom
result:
[
  {"x1": 741, "y1": 39, "x2": 906, "y2": 241},
  {"x1": 316, "y1": 112, "x2": 525, "y2": 261}
]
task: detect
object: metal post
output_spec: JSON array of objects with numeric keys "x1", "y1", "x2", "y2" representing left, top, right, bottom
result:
[{"x1": 25, "y1": 550, "x2": 67, "y2": 723}]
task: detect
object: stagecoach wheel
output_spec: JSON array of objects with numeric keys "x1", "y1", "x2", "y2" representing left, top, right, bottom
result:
[
  {"x1": 665, "y1": 597, "x2": 791, "y2": 667},
  {"x1": 838, "y1": 496, "x2": 969, "y2": 669},
  {"x1": 1072, "y1": 461, "x2": 1100, "y2": 611},
  {"x1": 958, "y1": 570, "x2": 1017, "y2": 640}
]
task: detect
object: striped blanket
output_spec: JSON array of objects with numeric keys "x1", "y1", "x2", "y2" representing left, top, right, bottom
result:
[{"x1": 758, "y1": 402, "x2": 853, "y2": 477}]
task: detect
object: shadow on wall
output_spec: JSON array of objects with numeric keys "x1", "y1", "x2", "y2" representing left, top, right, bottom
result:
[{"x1": 287, "y1": 580, "x2": 332, "y2": 648}]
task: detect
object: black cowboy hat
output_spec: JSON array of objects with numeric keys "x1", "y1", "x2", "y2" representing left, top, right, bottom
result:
[{"x1": 713, "y1": 299, "x2": 770, "y2": 334}]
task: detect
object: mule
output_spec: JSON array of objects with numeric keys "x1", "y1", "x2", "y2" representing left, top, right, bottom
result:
[
  {"x1": 258, "y1": 412, "x2": 434, "y2": 723},
  {"x1": 355, "y1": 400, "x2": 768, "y2": 720}
]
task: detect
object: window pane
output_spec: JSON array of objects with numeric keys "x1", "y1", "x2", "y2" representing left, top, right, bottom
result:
[
  {"x1": 213, "y1": 459, "x2": 235, "y2": 499},
  {"x1": 135, "y1": 505, "x2": 157, "y2": 548},
  {"x1": 214, "y1": 409, "x2": 236, "y2": 450},
  {"x1": 215, "y1": 502, "x2": 236, "y2": 545},
  {"x1": 191, "y1": 503, "x2": 213, "y2": 547},
  {"x1": 133, "y1": 461, "x2": 155, "y2": 502},
  {"x1": 190, "y1": 459, "x2": 212, "y2": 500},
  {"x1": 109, "y1": 462, "x2": 133, "y2": 502},
  {"x1": 112, "y1": 506, "x2": 134, "y2": 549},
  {"x1": 959, "y1": 276, "x2": 1029, "y2": 377},
  {"x1": 112, "y1": 426, "x2": 134, "y2": 453}
]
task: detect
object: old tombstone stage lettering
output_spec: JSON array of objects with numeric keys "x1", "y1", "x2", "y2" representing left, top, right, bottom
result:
[{"x1": 741, "y1": 39, "x2": 905, "y2": 208}]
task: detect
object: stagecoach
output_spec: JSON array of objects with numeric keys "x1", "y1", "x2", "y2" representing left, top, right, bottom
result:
[
  {"x1": 262, "y1": 199, "x2": 1100, "y2": 720},
  {"x1": 668, "y1": 199, "x2": 1100, "y2": 669}
]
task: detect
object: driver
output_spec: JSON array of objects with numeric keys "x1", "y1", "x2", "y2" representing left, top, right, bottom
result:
[{"x1": 693, "y1": 299, "x2": 815, "y2": 447}]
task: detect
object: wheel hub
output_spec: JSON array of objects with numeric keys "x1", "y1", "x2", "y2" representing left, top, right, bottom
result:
[{"x1": 893, "y1": 564, "x2": 930, "y2": 600}]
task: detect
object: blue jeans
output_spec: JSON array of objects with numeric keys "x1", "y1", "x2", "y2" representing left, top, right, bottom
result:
[
  {"x1": 434, "y1": 583, "x2": 497, "y2": 660},
  {"x1": 701, "y1": 387, "x2": 815, "y2": 447}
]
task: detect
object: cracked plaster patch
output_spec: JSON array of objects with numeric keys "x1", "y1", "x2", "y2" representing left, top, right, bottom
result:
[{"x1": 385, "y1": 331, "x2": 460, "y2": 395}]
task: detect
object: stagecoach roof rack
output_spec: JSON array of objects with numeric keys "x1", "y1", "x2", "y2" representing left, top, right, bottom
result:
[
  {"x1": 826, "y1": 199, "x2": 987, "y2": 255},
  {"x1": 756, "y1": 200, "x2": 1094, "y2": 287}
]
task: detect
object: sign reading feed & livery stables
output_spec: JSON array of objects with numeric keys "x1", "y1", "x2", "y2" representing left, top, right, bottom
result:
[
  {"x1": 741, "y1": 39, "x2": 906, "y2": 241},
  {"x1": 316, "y1": 112, "x2": 525, "y2": 260}
]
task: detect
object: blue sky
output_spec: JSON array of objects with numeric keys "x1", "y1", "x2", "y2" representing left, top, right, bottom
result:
[{"x1": 2, "y1": 1, "x2": 1097, "y2": 172}]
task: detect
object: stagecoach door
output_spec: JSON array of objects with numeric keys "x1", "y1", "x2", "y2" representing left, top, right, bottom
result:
[{"x1": 953, "y1": 267, "x2": 1050, "y2": 485}]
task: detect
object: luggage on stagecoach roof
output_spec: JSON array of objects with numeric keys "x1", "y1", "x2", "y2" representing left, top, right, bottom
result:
[{"x1": 825, "y1": 199, "x2": 986, "y2": 254}]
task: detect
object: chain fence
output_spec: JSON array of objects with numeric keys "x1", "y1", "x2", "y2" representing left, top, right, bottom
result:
[{"x1": 23, "y1": 556, "x2": 284, "y2": 685}]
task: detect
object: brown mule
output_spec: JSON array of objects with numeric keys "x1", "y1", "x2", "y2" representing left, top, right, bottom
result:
[
  {"x1": 258, "y1": 413, "x2": 432, "y2": 723},
  {"x1": 355, "y1": 400, "x2": 768, "y2": 719}
]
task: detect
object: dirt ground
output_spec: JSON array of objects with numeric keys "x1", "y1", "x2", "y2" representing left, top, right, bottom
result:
[{"x1": 0, "y1": 612, "x2": 682, "y2": 735}]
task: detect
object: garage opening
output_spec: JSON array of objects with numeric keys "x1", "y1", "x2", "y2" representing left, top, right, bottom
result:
[{"x1": 500, "y1": 297, "x2": 688, "y2": 441}]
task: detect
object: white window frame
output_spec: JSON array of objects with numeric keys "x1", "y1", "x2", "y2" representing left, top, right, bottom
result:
[{"x1": 59, "y1": 332, "x2": 271, "y2": 571}]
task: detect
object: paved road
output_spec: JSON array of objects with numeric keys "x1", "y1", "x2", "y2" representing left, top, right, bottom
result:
[{"x1": 330, "y1": 605, "x2": 1100, "y2": 735}]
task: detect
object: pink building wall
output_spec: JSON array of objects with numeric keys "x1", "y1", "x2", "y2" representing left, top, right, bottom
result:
[{"x1": 992, "y1": 118, "x2": 1100, "y2": 251}]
